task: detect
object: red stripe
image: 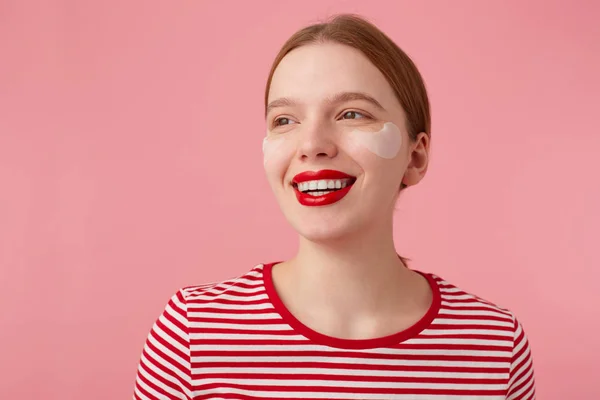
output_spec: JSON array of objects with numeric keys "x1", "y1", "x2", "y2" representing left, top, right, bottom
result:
[
  {"x1": 197, "y1": 372, "x2": 508, "y2": 384},
  {"x1": 187, "y1": 297, "x2": 271, "y2": 306},
  {"x1": 194, "y1": 382, "x2": 506, "y2": 395},
  {"x1": 191, "y1": 360, "x2": 507, "y2": 373},
  {"x1": 190, "y1": 339, "x2": 512, "y2": 353},
  {"x1": 136, "y1": 362, "x2": 188, "y2": 400},
  {"x1": 190, "y1": 349, "x2": 511, "y2": 362}
]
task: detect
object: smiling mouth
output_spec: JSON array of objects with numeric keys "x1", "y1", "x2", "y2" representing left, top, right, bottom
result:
[
  {"x1": 292, "y1": 178, "x2": 356, "y2": 197},
  {"x1": 291, "y1": 170, "x2": 357, "y2": 207}
]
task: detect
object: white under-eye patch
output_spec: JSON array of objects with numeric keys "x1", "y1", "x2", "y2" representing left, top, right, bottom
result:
[
  {"x1": 262, "y1": 122, "x2": 403, "y2": 165},
  {"x1": 347, "y1": 122, "x2": 403, "y2": 159}
]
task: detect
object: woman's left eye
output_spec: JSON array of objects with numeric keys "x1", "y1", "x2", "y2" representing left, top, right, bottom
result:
[{"x1": 341, "y1": 111, "x2": 366, "y2": 120}]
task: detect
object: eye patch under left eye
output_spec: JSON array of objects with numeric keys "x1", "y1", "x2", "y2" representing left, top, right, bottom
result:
[{"x1": 347, "y1": 122, "x2": 403, "y2": 159}]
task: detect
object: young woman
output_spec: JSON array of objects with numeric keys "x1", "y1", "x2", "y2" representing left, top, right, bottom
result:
[{"x1": 133, "y1": 14, "x2": 536, "y2": 400}]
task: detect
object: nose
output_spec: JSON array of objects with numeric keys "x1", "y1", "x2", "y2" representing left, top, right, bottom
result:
[{"x1": 297, "y1": 121, "x2": 339, "y2": 161}]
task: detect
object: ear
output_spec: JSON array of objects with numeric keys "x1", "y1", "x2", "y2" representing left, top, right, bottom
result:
[{"x1": 402, "y1": 132, "x2": 430, "y2": 188}]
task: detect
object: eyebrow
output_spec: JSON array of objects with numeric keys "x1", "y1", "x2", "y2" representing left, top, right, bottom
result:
[{"x1": 265, "y1": 91, "x2": 385, "y2": 117}]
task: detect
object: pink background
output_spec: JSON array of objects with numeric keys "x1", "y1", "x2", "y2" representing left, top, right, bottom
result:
[{"x1": 1, "y1": 0, "x2": 599, "y2": 398}]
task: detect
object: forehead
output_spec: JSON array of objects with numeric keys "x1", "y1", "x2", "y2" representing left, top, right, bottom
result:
[{"x1": 268, "y1": 42, "x2": 398, "y2": 108}]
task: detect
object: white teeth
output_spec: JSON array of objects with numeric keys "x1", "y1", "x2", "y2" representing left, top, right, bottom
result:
[
  {"x1": 308, "y1": 190, "x2": 333, "y2": 196},
  {"x1": 297, "y1": 179, "x2": 353, "y2": 193}
]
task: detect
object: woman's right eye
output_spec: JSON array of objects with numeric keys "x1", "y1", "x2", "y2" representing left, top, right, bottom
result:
[{"x1": 274, "y1": 117, "x2": 295, "y2": 126}]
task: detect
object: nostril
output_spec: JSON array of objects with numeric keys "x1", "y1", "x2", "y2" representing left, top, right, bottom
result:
[{"x1": 301, "y1": 152, "x2": 329, "y2": 160}]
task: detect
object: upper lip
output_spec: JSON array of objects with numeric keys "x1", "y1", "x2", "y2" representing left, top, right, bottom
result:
[{"x1": 292, "y1": 169, "x2": 356, "y2": 184}]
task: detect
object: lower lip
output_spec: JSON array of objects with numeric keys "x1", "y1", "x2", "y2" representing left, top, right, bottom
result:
[{"x1": 294, "y1": 185, "x2": 353, "y2": 206}]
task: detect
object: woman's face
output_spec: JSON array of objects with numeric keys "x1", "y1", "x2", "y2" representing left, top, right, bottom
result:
[{"x1": 264, "y1": 42, "x2": 426, "y2": 242}]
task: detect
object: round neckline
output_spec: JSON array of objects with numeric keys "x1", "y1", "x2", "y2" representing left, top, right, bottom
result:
[{"x1": 262, "y1": 261, "x2": 441, "y2": 350}]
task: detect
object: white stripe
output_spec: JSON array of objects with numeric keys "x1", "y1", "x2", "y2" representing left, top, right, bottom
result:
[
  {"x1": 150, "y1": 324, "x2": 188, "y2": 356},
  {"x1": 143, "y1": 341, "x2": 188, "y2": 380},
  {"x1": 161, "y1": 304, "x2": 187, "y2": 333},
  {"x1": 193, "y1": 377, "x2": 508, "y2": 390},
  {"x1": 188, "y1": 302, "x2": 273, "y2": 311},
  {"x1": 189, "y1": 322, "x2": 288, "y2": 331},
  {"x1": 420, "y1": 328, "x2": 513, "y2": 337},
  {"x1": 186, "y1": 292, "x2": 269, "y2": 302},
  {"x1": 440, "y1": 293, "x2": 475, "y2": 300},
  {"x1": 439, "y1": 307, "x2": 512, "y2": 318},
  {"x1": 433, "y1": 318, "x2": 513, "y2": 328},
  {"x1": 438, "y1": 286, "x2": 466, "y2": 294},
  {"x1": 440, "y1": 300, "x2": 505, "y2": 310},
  {"x1": 189, "y1": 333, "x2": 509, "y2": 346},
  {"x1": 407, "y1": 337, "x2": 512, "y2": 346},
  {"x1": 187, "y1": 333, "x2": 301, "y2": 340},
  {"x1": 509, "y1": 355, "x2": 534, "y2": 396},
  {"x1": 191, "y1": 386, "x2": 503, "y2": 400},
  {"x1": 190, "y1": 311, "x2": 282, "y2": 320},
  {"x1": 191, "y1": 344, "x2": 510, "y2": 356},
  {"x1": 194, "y1": 366, "x2": 509, "y2": 379},
  {"x1": 510, "y1": 377, "x2": 535, "y2": 400},
  {"x1": 190, "y1": 323, "x2": 512, "y2": 333},
  {"x1": 135, "y1": 376, "x2": 180, "y2": 400},
  {"x1": 191, "y1": 355, "x2": 508, "y2": 368},
  {"x1": 196, "y1": 282, "x2": 265, "y2": 296},
  {"x1": 138, "y1": 353, "x2": 190, "y2": 398}
]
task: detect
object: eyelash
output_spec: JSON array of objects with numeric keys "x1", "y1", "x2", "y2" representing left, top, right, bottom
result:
[{"x1": 271, "y1": 110, "x2": 372, "y2": 128}]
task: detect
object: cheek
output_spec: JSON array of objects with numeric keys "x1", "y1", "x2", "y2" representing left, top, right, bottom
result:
[
  {"x1": 342, "y1": 122, "x2": 403, "y2": 160},
  {"x1": 262, "y1": 135, "x2": 296, "y2": 182},
  {"x1": 339, "y1": 122, "x2": 405, "y2": 187}
]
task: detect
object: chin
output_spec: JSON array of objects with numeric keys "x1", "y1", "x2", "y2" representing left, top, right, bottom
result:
[
  {"x1": 286, "y1": 212, "x2": 364, "y2": 243},
  {"x1": 274, "y1": 190, "x2": 389, "y2": 243}
]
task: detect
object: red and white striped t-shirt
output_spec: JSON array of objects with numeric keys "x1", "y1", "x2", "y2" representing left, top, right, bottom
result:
[{"x1": 133, "y1": 263, "x2": 536, "y2": 399}]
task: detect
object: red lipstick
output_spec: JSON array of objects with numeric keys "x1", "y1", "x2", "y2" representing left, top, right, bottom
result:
[{"x1": 292, "y1": 169, "x2": 356, "y2": 207}]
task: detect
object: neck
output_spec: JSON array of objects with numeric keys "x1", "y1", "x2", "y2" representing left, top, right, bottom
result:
[
  {"x1": 297, "y1": 223, "x2": 401, "y2": 280},
  {"x1": 270, "y1": 218, "x2": 434, "y2": 340},
  {"x1": 283, "y1": 219, "x2": 412, "y2": 315}
]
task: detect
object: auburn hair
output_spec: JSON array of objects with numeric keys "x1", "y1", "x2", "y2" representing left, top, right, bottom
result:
[{"x1": 264, "y1": 14, "x2": 431, "y2": 141}]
